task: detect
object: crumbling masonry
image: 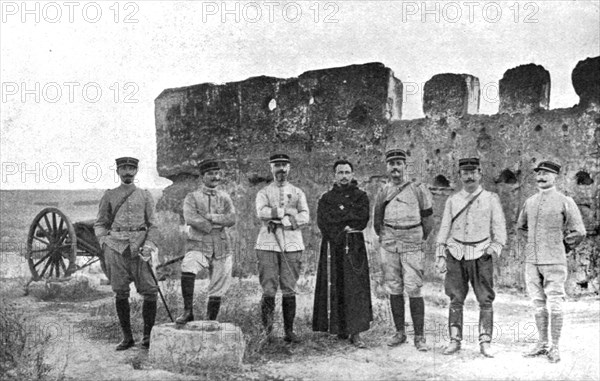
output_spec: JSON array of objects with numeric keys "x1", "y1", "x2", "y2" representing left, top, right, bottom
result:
[{"x1": 155, "y1": 57, "x2": 600, "y2": 293}]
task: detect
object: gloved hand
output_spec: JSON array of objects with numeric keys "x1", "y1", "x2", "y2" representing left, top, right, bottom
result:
[{"x1": 140, "y1": 241, "x2": 159, "y2": 273}]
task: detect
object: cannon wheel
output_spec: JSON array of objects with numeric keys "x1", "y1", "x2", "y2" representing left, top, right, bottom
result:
[{"x1": 27, "y1": 208, "x2": 77, "y2": 280}]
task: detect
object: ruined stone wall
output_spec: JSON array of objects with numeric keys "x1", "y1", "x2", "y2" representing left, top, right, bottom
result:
[{"x1": 155, "y1": 57, "x2": 599, "y2": 293}]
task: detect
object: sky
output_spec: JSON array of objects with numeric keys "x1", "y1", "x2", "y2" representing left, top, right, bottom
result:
[{"x1": 1, "y1": 0, "x2": 599, "y2": 189}]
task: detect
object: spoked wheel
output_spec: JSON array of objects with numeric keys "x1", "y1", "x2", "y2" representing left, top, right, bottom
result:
[{"x1": 27, "y1": 208, "x2": 77, "y2": 280}]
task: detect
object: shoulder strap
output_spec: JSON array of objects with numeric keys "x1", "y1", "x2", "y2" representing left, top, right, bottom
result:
[
  {"x1": 108, "y1": 188, "x2": 137, "y2": 229},
  {"x1": 451, "y1": 190, "x2": 483, "y2": 225},
  {"x1": 383, "y1": 181, "x2": 412, "y2": 209}
]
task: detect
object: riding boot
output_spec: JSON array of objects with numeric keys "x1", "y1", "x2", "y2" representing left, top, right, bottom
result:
[
  {"x1": 282, "y1": 295, "x2": 301, "y2": 343},
  {"x1": 141, "y1": 299, "x2": 157, "y2": 349},
  {"x1": 388, "y1": 294, "x2": 407, "y2": 346},
  {"x1": 115, "y1": 298, "x2": 135, "y2": 351},
  {"x1": 479, "y1": 307, "x2": 494, "y2": 358},
  {"x1": 207, "y1": 296, "x2": 222, "y2": 321},
  {"x1": 175, "y1": 272, "x2": 195, "y2": 324},
  {"x1": 261, "y1": 295, "x2": 275, "y2": 336},
  {"x1": 410, "y1": 297, "x2": 428, "y2": 351},
  {"x1": 443, "y1": 306, "x2": 462, "y2": 355}
]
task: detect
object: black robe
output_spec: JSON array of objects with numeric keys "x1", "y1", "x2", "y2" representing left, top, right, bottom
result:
[{"x1": 312, "y1": 181, "x2": 373, "y2": 336}]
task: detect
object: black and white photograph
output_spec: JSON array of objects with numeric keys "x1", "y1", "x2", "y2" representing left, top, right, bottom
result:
[{"x1": 1, "y1": 1, "x2": 599, "y2": 380}]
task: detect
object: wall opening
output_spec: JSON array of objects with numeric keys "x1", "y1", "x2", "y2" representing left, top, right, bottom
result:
[
  {"x1": 348, "y1": 104, "x2": 369, "y2": 124},
  {"x1": 534, "y1": 124, "x2": 543, "y2": 132},
  {"x1": 496, "y1": 169, "x2": 518, "y2": 184},
  {"x1": 575, "y1": 171, "x2": 594, "y2": 185},
  {"x1": 433, "y1": 175, "x2": 450, "y2": 187}
]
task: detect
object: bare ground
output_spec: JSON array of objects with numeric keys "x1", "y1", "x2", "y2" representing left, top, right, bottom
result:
[{"x1": 1, "y1": 261, "x2": 599, "y2": 381}]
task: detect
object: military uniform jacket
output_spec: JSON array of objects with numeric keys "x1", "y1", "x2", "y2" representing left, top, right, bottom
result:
[
  {"x1": 183, "y1": 184, "x2": 236, "y2": 259},
  {"x1": 373, "y1": 181, "x2": 433, "y2": 253},
  {"x1": 436, "y1": 186, "x2": 507, "y2": 260},
  {"x1": 255, "y1": 181, "x2": 309, "y2": 252},
  {"x1": 94, "y1": 184, "x2": 158, "y2": 254},
  {"x1": 517, "y1": 187, "x2": 586, "y2": 265}
]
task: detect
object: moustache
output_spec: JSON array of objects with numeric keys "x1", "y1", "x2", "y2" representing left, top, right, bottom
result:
[
  {"x1": 276, "y1": 171, "x2": 287, "y2": 175},
  {"x1": 465, "y1": 179, "x2": 474, "y2": 182},
  {"x1": 537, "y1": 180, "x2": 546, "y2": 182}
]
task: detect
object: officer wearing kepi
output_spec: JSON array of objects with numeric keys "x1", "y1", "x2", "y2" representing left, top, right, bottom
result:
[
  {"x1": 518, "y1": 160, "x2": 586, "y2": 363},
  {"x1": 373, "y1": 149, "x2": 435, "y2": 352},
  {"x1": 255, "y1": 154, "x2": 309, "y2": 343},
  {"x1": 94, "y1": 157, "x2": 160, "y2": 350},
  {"x1": 176, "y1": 159, "x2": 236, "y2": 324},
  {"x1": 436, "y1": 157, "x2": 507, "y2": 358}
]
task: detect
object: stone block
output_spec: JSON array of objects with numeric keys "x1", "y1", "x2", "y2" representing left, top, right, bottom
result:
[
  {"x1": 572, "y1": 56, "x2": 600, "y2": 107},
  {"x1": 499, "y1": 64, "x2": 550, "y2": 115},
  {"x1": 149, "y1": 321, "x2": 245, "y2": 372},
  {"x1": 27, "y1": 275, "x2": 93, "y2": 300},
  {"x1": 423, "y1": 73, "x2": 480, "y2": 119}
]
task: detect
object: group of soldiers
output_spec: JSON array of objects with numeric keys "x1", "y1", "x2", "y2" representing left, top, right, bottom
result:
[{"x1": 94, "y1": 150, "x2": 586, "y2": 364}]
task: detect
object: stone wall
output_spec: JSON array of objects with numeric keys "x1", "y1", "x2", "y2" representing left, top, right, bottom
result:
[{"x1": 155, "y1": 57, "x2": 599, "y2": 293}]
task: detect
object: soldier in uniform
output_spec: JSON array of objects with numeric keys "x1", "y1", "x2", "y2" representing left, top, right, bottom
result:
[
  {"x1": 373, "y1": 149, "x2": 434, "y2": 352},
  {"x1": 435, "y1": 157, "x2": 507, "y2": 358},
  {"x1": 94, "y1": 157, "x2": 160, "y2": 350},
  {"x1": 175, "y1": 159, "x2": 236, "y2": 324},
  {"x1": 517, "y1": 161, "x2": 586, "y2": 363},
  {"x1": 255, "y1": 154, "x2": 309, "y2": 343},
  {"x1": 313, "y1": 159, "x2": 372, "y2": 348}
]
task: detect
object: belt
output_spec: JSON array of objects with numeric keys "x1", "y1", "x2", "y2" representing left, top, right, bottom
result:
[
  {"x1": 453, "y1": 237, "x2": 489, "y2": 246},
  {"x1": 112, "y1": 226, "x2": 147, "y2": 232},
  {"x1": 384, "y1": 222, "x2": 422, "y2": 230}
]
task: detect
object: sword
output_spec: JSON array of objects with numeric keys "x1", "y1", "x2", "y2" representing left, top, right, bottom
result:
[{"x1": 326, "y1": 239, "x2": 331, "y2": 329}]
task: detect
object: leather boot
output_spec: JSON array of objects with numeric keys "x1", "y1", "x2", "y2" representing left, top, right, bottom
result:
[
  {"x1": 207, "y1": 296, "x2": 222, "y2": 321},
  {"x1": 523, "y1": 309, "x2": 549, "y2": 357},
  {"x1": 443, "y1": 306, "x2": 462, "y2": 355},
  {"x1": 388, "y1": 294, "x2": 407, "y2": 347},
  {"x1": 410, "y1": 297, "x2": 428, "y2": 352},
  {"x1": 141, "y1": 300, "x2": 157, "y2": 349},
  {"x1": 115, "y1": 298, "x2": 135, "y2": 351},
  {"x1": 175, "y1": 273, "x2": 195, "y2": 325},
  {"x1": 282, "y1": 295, "x2": 301, "y2": 343},
  {"x1": 261, "y1": 295, "x2": 275, "y2": 337},
  {"x1": 479, "y1": 308, "x2": 494, "y2": 358}
]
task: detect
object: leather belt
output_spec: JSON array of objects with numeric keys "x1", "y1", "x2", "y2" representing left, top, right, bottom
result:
[
  {"x1": 384, "y1": 222, "x2": 422, "y2": 230},
  {"x1": 453, "y1": 237, "x2": 489, "y2": 246},
  {"x1": 112, "y1": 227, "x2": 147, "y2": 232}
]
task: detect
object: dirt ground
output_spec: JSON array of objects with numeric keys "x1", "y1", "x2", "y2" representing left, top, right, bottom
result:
[{"x1": 2, "y1": 254, "x2": 599, "y2": 381}]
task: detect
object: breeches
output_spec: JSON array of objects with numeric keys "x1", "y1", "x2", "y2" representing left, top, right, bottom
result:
[
  {"x1": 257, "y1": 250, "x2": 302, "y2": 297},
  {"x1": 104, "y1": 245, "x2": 157, "y2": 301},
  {"x1": 444, "y1": 253, "x2": 495, "y2": 309},
  {"x1": 525, "y1": 263, "x2": 567, "y2": 310},
  {"x1": 380, "y1": 247, "x2": 424, "y2": 297},
  {"x1": 181, "y1": 250, "x2": 232, "y2": 297}
]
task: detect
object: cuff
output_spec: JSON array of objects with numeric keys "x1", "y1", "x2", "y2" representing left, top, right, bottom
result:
[{"x1": 489, "y1": 242, "x2": 503, "y2": 256}]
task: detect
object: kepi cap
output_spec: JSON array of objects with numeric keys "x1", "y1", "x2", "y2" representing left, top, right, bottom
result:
[
  {"x1": 269, "y1": 153, "x2": 290, "y2": 164},
  {"x1": 199, "y1": 159, "x2": 221, "y2": 175},
  {"x1": 534, "y1": 161, "x2": 560, "y2": 174},
  {"x1": 385, "y1": 149, "x2": 407, "y2": 162},
  {"x1": 458, "y1": 157, "x2": 480, "y2": 170},
  {"x1": 116, "y1": 157, "x2": 139, "y2": 168}
]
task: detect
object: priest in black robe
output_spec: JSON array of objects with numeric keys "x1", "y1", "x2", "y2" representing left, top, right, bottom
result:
[{"x1": 312, "y1": 159, "x2": 373, "y2": 348}]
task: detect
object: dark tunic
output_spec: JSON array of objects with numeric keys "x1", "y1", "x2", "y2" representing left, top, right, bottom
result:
[{"x1": 312, "y1": 181, "x2": 373, "y2": 335}]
